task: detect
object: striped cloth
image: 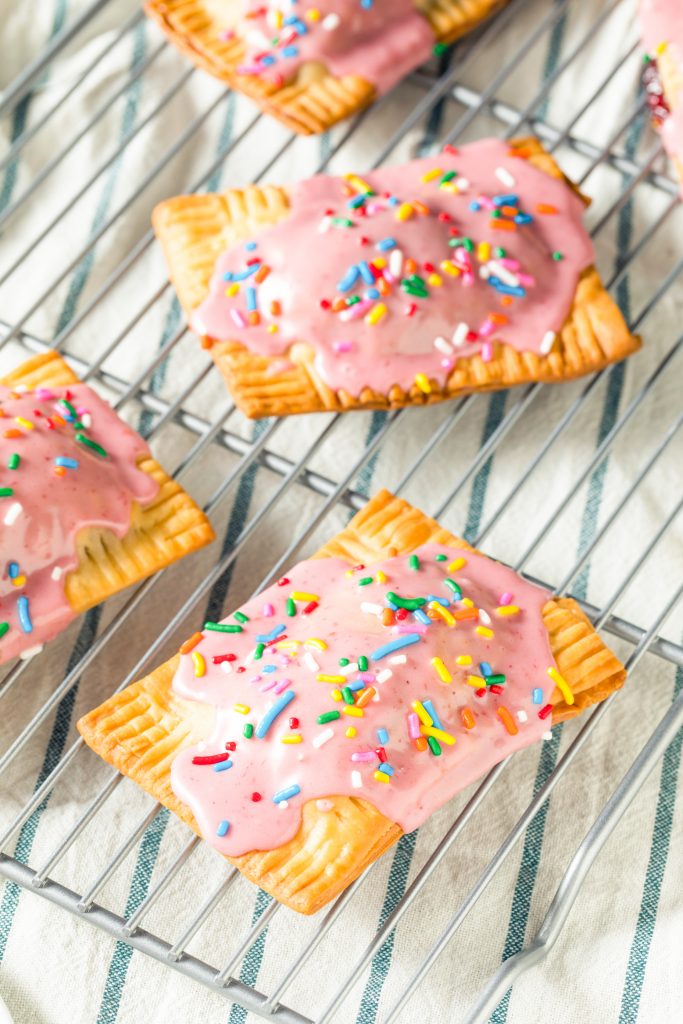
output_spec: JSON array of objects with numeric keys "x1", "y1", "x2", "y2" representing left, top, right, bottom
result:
[{"x1": 0, "y1": 1, "x2": 682, "y2": 1023}]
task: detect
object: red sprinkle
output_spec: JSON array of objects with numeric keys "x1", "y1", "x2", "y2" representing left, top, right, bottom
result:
[
  {"x1": 538, "y1": 703, "x2": 553, "y2": 720},
  {"x1": 489, "y1": 684, "x2": 504, "y2": 695},
  {"x1": 236, "y1": 667, "x2": 246, "y2": 673},
  {"x1": 442, "y1": 143, "x2": 459, "y2": 155},
  {"x1": 212, "y1": 653, "x2": 236, "y2": 664},
  {"x1": 359, "y1": 236, "x2": 370, "y2": 246},
  {"x1": 251, "y1": 792, "x2": 262, "y2": 802},
  {"x1": 303, "y1": 601, "x2": 318, "y2": 615},
  {"x1": 225, "y1": 741, "x2": 236, "y2": 751},
  {"x1": 192, "y1": 752, "x2": 230, "y2": 766},
  {"x1": 404, "y1": 303, "x2": 417, "y2": 317},
  {"x1": 475, "y1": 687, "x2": 487, "y2": 698},
  {"x1": 396, "y1": 608, "x2": 408, "y2": 621},
  {"x1": 265, "y1": 634, "x2": 286, "y2": 647},
  {"x1": 437, "y1": 211, "x2": 452, "y2": 223},
  {"x1": 375, "y1": 746, "x2": 387, "y2": 762},
  {"x1": 277, "y1": 577, "x2": 290, "y2": 586},
  {"x1": 423, "y1": 261, "x2": 435, "y2": 273},
  {"x1": 289, "y1": 717, "x2": 300, "y2": 729}
]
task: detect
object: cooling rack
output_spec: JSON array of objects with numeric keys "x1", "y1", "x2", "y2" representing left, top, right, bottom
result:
[{"x1": 0, "y1": 0, "x2": 682, "y2": 1021}]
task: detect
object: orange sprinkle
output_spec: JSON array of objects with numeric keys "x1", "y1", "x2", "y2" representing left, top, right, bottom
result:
[
  {"x1": 404, "y1": 257, "x2": 417, "y2": 275},
  {"x1": 488, "y1": 312, "x2": 508, "y2": 325},
  {"x1": 3, "y1": 429, "x2": 22, "y2": 439},
  {"x1": 254, "y1": 265, "x2": 270, "y2": 283},
  {"x1": 461, "y1": 708, "x2": 476, "y2": 730},
  {"x1": 377, "y1": 277, "x2": 391, "y2": 296},
  {"x1": 356, "y1": 686, "x2": 376, "y2": 708},
  {"x1": 500, "y1": 205, "x2": 518, "y2": 217},
  {"x1": 453, "y1": 608, "x2": 479, "y2": 621},
  {"x1": 413, "y1": 200, "x2": 430, "y2": 216},
  {"x1": 53, "y1": 414, "x2": 66, "y2": 427},
  {"x1": 248, "y1": 311, "x2": 260, "y2": 326},
  {"x1": 500, "y1": 296, "x2": 514, "y2": 306},
  {"x1": 381, "y1": 608, "x2": 394, "y2": 627},
  {"x1": 53, "y1": 466, "x2": 66, "y2": 477},
  {"x1": 497, "y1": 706, "x2": 519, "y2": 736},
  {"x1": 536, "y1": 203, "x2": 558, "y2": 214},
  {"x1": 270, "y1": 300, "x2": 281, "y2": 316},
  {"x1": 414, "y1": 736, "x2": 428, "y2": 752},
  {"x1": 332, "y1": 298, "x2": 346, "y2": 312},
  {"x1": 179, "y1": 631, "x2": 204, "y2": 655},
  {"x1": 490, "y1": 219, "x2": 516, "y2": 232}
]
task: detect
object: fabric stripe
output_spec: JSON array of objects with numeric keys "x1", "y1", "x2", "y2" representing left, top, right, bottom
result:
[
  {"x1": 618, "y1": 661, "x2": 683, "y2": 1023},
  {"x1": 488, "y1": 102, "x2": 645, "y2": 1024},
  {"x1": 226, "y1": 890, "x2": 274, "y2": 1024}
]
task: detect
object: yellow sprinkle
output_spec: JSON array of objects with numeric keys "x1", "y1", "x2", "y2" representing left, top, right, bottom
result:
[
  {"x1": 275, "y1": 639, "x2": 300, "y2": 649},
  {"x1": 234, "y1": 704, "x2": 250, "y2": 715},
  {"x1": 306, "y1": 7, "x2": 320, "y2": 20},
  {"x1": 345, "y1": 173, "x2": 373, "y2": 194},
  {"x1": 267, "y1": 324, "x2": 278, "y2": 333},
  {"x1": 343, "y1": 706, "x2": 364, "y2": 717},
  {"x1": 448, "y1": 557, "x2": 467, "y2": 572},
  {"x1": 547, "y1": 666, "x2": 574, "y2": 705},
  {"x1": 281, "y1": 735, "x2": 303, "y2": 744},
  {"x1": 192, "y1": 652, "x2": 206, "y2": 678},
  {"x1": 345, "y1": 569, "x2": 355, "y2": 577},
  {"x1": 292, "y1": 591, "x2": 319, "y2": 602},
  {"x1": 375, "y1": 570, "x2": 387, "y2": 584},
  {"x1": 14, "y1": 417, "x2": 34, "y2": 430},
  {"x1": 366, "y1": 302, "x2": 388, "y2": 325},
  {"x1": 440, "y1": 260, "x2": 460, "y2": 277},
  {"x1": 496, "y1": 605, "x2": 520, "y2": 616},
  {"x1": 396, "y1": 202, "x2": 414, "y2": 221},
  {"x1": 373, "y1": 256, "x2": 387, "y2": 269},
  {"x1": 427, "y1": 273, "x2": 443, "y2": 288},
  {"x1": 428, "y1": 601, "x2": 456, "y2": 627},
  {"x1": 421, "y1": 726, "x2": 456, "y2": 746},
  {"x1": 456, "y1": 655, "x2": 472, "y2": 666},
  {"x1": 466, "y1": 675, "x2": 484, "y2": 688},
  {"x1": 374, "y1": 770, "x2": 391, "y2": 783},
  {"x1": 439, "y1": 181, "x2": 459, "y2": 194},
  {"x1": 476, "y1": 626, "x2": 494, "y2": 639},
  {"x1": 655, "y1": 41, "x2": 668, "y2": 55},
  {"x1": 11, "y1": 575, "x2": 26, "y2": 588},
  {"x1": 412, "y1": 700, "x2": 433, "y2": 726},
  {"x1": 477, "y1": 242, "x2": 491, "y2": 262},
  {"x1": 431, "y1": 657, "x2": 452, "y2": 684},
  {"x1": 331, "y1": 689, "x2": 342, "y2": 702},
  {"x1": 461, "y1": 598, "x2": 474, "y2": 609},
  {"x1": 421, "y1": 167, "x2": 443, "y2": 183},
  {"x1": 317, "y1": 674, "x2": 346, "y2": 683},
  {"x1": 345, "y1": 727, "x2": 357, "y2": 739},
  {"x1": 415, "y1": 373, "x2": 431, "y2": 394},
  {"x1": 305, "y1": 638, "x2": 327, "y2": 650},
  {"x1": 225, "y1": 283, "x2": 239, "y2": 297}
]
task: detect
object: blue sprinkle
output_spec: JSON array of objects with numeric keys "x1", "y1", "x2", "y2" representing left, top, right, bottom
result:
[
  {"x1": 480, "y1": 661, "x2": 493, "y2": 677},
  {"x1": 213, "y1": 759, "x2": 233, "y2": 772},
  {"x1": 245, "y1": 241, "x2": 257, "y2": 251},
  {"x1": 348, "y1": 679, "x2": 365, "y2": 691},
  {"x1": 532, "y1": 688, "x2": 544, "y2": 705},
  {"x1": 262, "y1": 664, "x2": 277, "y2": 674},
  {"x1": 246, "y1": 287, "x2": 258, "y2": 312},
  {"x1": 55, "y1": 457, "x2": 79, "y2": 469},
  {"x1": 216, "y1": 820, "x2": 230, "y2": 837},
  {"x1": 469, "y1": 200, "x2": 481, "y2": 211},
  {"x1": 348, "y1": 194, "x2": 367, "y2": 209},
  {"x1": 337, "y1": 265, "x2": 360, "y2": 293},
  {"x1": 514, "y1": 213, "x2": 533, "y2": 225},
  {"x1": 8, "y1": 562, "x2": 19, "y2": 579},
  {"x1": 377, "y1": 727, "x2": 389, "y2": 744},
  {"x1": 366, "y1": 288, "x2": 380, "y2": 300},
  {"x1": 493, "y1": 193, "x2": 519, "y2": 206},
  {"x1": 256, "y1": 690, "x2": 295, "y2": 739},
  {"x1": 256, "y1": 623, "x2": 286, "y2": 643},
  {"x1": 222, "y1": 264, "x2": 260, "y2": 283},
  {"x1": 423, "y1": 699, "x2": 443, "y2": 730},
  {"x1": 293, "y1": 19, "x2": 308, "y2": 35},
  {"x1": 376, "y1": 237, "x2": 397, "y2": 251},
  {"x1": 388, "y1": 196, "x2": 400, "y2": 206},
  {"x1": 413, "y1": 608, "x2": 431, "y2": 626},
  {"x1": 377, "y1": 763, "x2": 394, "y2": 776},
  {"x1": 361, "y1": 0, "x2": 373, "y2": 8},
  {"x1": 283, "y1": 14, "x2": 298, "y2": 24},
  {"x1": 371, "y1": 633, "x2": 421, "y2": 662},
  {"x1": 427, "y1": 594, "x2": 450, "y2": 607},
  {"x1": 488, "y1": 276, "x2": 526, "y2": 297},
  {"x1": 273, "y1": 784, "x2": 301, "y2": 804},
  {"x1": 17, "y1": 595, "x2": 32, "y2": 634},
  {"x1": 281, "y1": 45, "x2": 299, "y2": 57},
  {"x1": 358, "y1": 261, "x2": 375, "y2": 285},
  {"x1": 259, "y1": 54, "x2": 276, "y2": 66}
]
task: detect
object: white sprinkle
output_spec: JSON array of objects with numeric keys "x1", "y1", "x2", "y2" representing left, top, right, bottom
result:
[
  {"x1": 360, "y1": 602, "x2": 382, "y2": 615},
  {"x1": 452, "y1": 322, "x2": 469, "y2": 348},
  {"x1": 543, "y1": 731, "x2": 553, "y2": 742},
  {"x1": 540, "y1": 330, "x2": 557, "y2": 355},
  {"x1": 51, "y1": 566, "x2": 63, "y2": 581},
  {"x1": 313, "y1": 728, "x2": 334, "y2": 748},
  {"x1": 14, "y1": 384, "x2": 27, "y2": 393},
  {"x1": 80, "y1": 413, "x2": 92, "y2": 428},
  {"x1": 433, "y1": 335, "x2": 453, "y2": 355},
  {"x1": 322, "y1": 12, "x2": 340, "y2": 30},
  {"x1": 351, "y1": 770, "x2": 363, "y2": 789},
  {"x1": 389, "y1": 655, "x2": 406, "y2": 665},
  {"x1": 220, "y1": 661, "x2": 232, "y2": 674},
  {"x1": 197, "y1": 741, "x2": 207, "y2": 752},
  {"x1": 517, "y1": 710, "x2": 528, "y2": 723},
  {"x1": 19, "y1": 644, "x2": 43, "y2": 661},
  {"x1": 340, "y1": 661, "x2": 359, "y2": 676},
  {"x1": 246, "y1": 29, "x2": 270, "y2": 49},
  {"x1": 478, "y1": 609, "x2": 491, "y2": 626},
  {"x1": 318, "y1": 216, "x2": 332, "y2": 234},
  {"x1": 303, "y1": 652, "x2": 320, "y2": 673},
  {"x1": 4, "y1": 502, "x2": 21, "y2": 526},
  {"x1": 479, "y1": 265, "x2": 491, "y2": 280},
  {"x1": 455, "y1": 176, "x2": 469, "y2": 191},
  {"x1": 278, "y1": 800, "x2": 289, "y2": 810},
  {"x1": 389, "y1": 248, "x2": 404, "y2": 278},
  {"x1": 495, "y1": 166, "x2": 516, "y2": 187},
  {"x1": 488, "y1": 261, "x2": 519, "y2": 288},
  {"x1": 376, "y1": 669, "x2": 392, "y2": 683}
]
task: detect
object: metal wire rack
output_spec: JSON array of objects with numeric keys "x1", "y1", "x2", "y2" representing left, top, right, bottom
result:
[{"x1": 0, "y1": 0, "x2": 682, "y2": 1020}]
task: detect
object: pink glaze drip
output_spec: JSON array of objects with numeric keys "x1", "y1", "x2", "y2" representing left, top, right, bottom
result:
[
  {"x1": 236, "y1": 0, "x2": 435, "y2": 96},
  {"x1": 0, "y1": 383, "x2": 158, "y2": 662},
  {"x1": 171, "y1": 544, "x2": 558, "y2": 858},
  {"x1": 192, "y1": 138, "x2": 595, "y2": 398},
  {"x1": 640, "y1": 0, "x2": 683, "y2": 194}
]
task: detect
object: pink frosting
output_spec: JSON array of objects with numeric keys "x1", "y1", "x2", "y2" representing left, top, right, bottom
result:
[
  {"x1": 235, "y1": 0, "x2": 435, "y2": 96},
  {"x1": 640, "y1": 0, "x2": 683, "y2": 193},
  {"x1": 171, "y1": 543, "x2": 559, "y2": 858},
  {"x1": 192, "y1": 139, "x2": 595, "y2": 397},
  {"x1": 0, "y1": 383, "x2": 158, "y2": 663}
]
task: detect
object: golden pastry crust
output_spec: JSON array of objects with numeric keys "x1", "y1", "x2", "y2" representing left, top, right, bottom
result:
[
  {"x1": 144, "y1": 0, "x2": 508, "y2": 135},
  {"x1": 1, "y1": 350, "x2": 215, "y2": 622},
  {"x1": 151, "y1": 137, "x2": 641, "y2": 419},
  {"x1": 77, "y1": 489, "x2": 626, "y2": 914}
]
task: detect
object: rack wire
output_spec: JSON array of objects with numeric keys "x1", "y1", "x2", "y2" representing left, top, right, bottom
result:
[{"x1": 0, "y1": 0, "x2": 681, "y2": 1021}]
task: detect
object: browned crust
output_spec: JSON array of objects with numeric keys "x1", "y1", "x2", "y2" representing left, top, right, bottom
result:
[
  {"x1": 1, "y1": 350, "x2": 215, "y2": 625},
  {"x1": 77, "y1": 489, "x2": 626, "y2": 914},
  {"x1": 144, "y1": 0, "x2": 508, "y2": 134},
  {"x1": 151, "y1": 137, "x2": 641, "y2": 418}
]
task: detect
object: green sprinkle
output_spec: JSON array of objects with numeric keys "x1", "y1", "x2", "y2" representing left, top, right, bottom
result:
[
  {"x1": 7, "y1": 454, "x2": 20, "y2": 470},
  {"x1": 332, "y1": 217, "x2": 354, "y2": 228},
  {"x1": 433, "y1": 41, "x2": 447, "y2": 56},
  {"x1": 0, "y1": 623, "x2": 9, "y2": 639},
  {"x1": 444, "y1": 579, "x2": 462, "y2": 599},
  {"x1": 0, "y1": 488, "x2": 14, "y2": 498},
  {"x1": 491, "y1": 209, "x2": 501, "y2": 219},
  {"x1": 427, "y1": 736, "x2": 442, "y2": 756},
  {"x1": 286, "y1": 598, "x2": 296, "y2": 617},
  {"x1": 358, "y1": 576, "x2": 374, "y2": 586},
  {"x1": 204, "y1": 621, "x2": 242, "y2": 633},
  {"x1": 59, "y1": 398, "x2": 78, "y2": 419},
  {"x1": 409, "y1": 554, "x2": 420, "y2": 571},
  {"x1": 439, "y1": 171, "x2": 457, "y2": 184},
  {"x1": 461, "y1": 238, "x2": 474, "y2": 252},
  {"x1": 358, "y1": 655, "x2": 368, "y2": 672},
  {"x1": 339, "y1": 657, "x2": 350, "y2": 667},
  {"x1": 346, "y1": 295, "x2": 361, "y2": 306},
  {"x1": 317, "y1": 711, "x2": 341, "y2": 724},
  {"x1": 234, "y1": 611, "x2": 249, "y2": 623},
  {"x1": 386, "y1": 592, "x2": 426, "y2": 611},
  {"x1": 552, "y1": 251, "x2": 564, "y2": 261},
  {"x1": 342, "y1": 686, "x2": 355, "y2": 705},
  {"x1": 485, "y1": 673, "x2": 506, "y2": 686},
  {"x1": 75, "y1": 433, "x2": 107, "y2": 458},
  {"x1": 435, "y1": 554, "x2": 447, "y2": 562},
  {"x1": 493, "y1": 246, "x2": 506, "y2": 258},
  {"x1": 254, "y1": 643, "x2": 265, "y2": 660},
  {"x1": 243, "y1": 723, "x2": 254, "y2": 739}
]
